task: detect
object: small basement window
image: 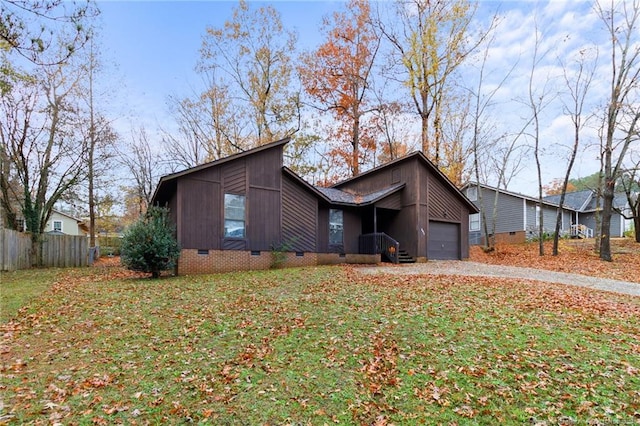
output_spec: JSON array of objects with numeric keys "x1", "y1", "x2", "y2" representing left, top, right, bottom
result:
[
  {"x1": 251, "y1": 250, "x2": 261, "y2": 256},
  {"x1": 197, "y1": 249, "x2": 209, "y2": 255}
]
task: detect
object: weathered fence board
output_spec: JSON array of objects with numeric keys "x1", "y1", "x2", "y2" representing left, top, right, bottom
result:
[
  {"x1": 0, "y1": 229, "x2": 31, "y2": 271},
  {"x1": 0, "y1": 229, "x2": 89, "y2": 270}
]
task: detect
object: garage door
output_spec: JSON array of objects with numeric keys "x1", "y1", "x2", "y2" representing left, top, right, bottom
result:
[{"x1": 428, "y1": 221, "x2": 460, "y2": 260}]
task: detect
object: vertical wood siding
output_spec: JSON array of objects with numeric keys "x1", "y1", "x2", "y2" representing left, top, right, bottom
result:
[
  {"x1": 248, "y1": 148, "x2": 281, "y2": 188},
  {"x1": 178, "y1": 178, "x2": 220, "y2": 249},
  {"x1": 282, "y1": 175, "x2": 317, "y2": 252},
  {"x1": 248, "y1": 187, "x2": 281, "y2": 250}
]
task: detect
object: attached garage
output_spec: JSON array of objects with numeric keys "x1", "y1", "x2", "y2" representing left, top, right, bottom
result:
[{"x1": 428, "y1": 221, "x2": 460, "y2": 260}]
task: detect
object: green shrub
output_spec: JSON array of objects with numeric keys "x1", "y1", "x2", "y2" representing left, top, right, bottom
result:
[{"x1": 120, "y1": 206, "x2": 180, "y2": 278}]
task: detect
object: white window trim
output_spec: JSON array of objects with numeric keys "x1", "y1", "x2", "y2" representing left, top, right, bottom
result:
[
  {"x1": 53, "y1": 220, "x2": 63, "y2": 232},
  {"x1": 224, "y1": 193, "x2": 246, "y2": 238},
  {"x1": 469, "y1": 213, "x2": 481, "y2": 232},
  {"x1": 467, "y1": 186, "x2": 478, "y2": 202},
  {"x1": 329, "y1": 209, "x2": 344, "y2": 246}
]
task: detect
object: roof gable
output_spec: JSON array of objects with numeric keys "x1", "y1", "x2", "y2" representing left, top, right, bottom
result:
[
  {"x1": 334, "y1": 151, "x2": 478, "y2": 212},
  {"x1": 152, "y1": 138, "x2": 289, "y2": 205}
]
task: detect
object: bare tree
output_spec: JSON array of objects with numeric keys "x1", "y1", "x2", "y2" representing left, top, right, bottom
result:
[
  {"x1": 163, "y1": 69, "x2": 247, "y2": 170},
  {"x1": 552, "y1": 49, "x2": 597, "y2": 255},
  {"x1": 618, "y1": 161, "x2": 640, "y2": 242},
  {"x1": 79, "y1": 37, "x2": 118, "y2": 248},
  {"x1": 467, "y1": 27, "x2": 520, "y2": 251},
  {"x1": 118, "y1": 127, "x2": 164, "y2": 214},
  {"x1": 521, "y1": 18, "x2": 557, "y2": 256},
  {"x1": 0, "y1": 60, "x2": 88, "y2": 265},
  {"x1": 595, "y1": 0, "x2": 640, "y2": 261}
]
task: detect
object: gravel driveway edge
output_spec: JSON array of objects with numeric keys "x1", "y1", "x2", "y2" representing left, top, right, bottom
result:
[{"x1": 356, "y1": 261, "x2": 640, "y2": 297}]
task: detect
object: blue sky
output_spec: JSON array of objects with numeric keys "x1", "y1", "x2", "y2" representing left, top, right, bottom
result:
[
  {"x1": 97, "y1": 1, "x2": 334, "y2": 129},
  {"x1": 94, "y1": 1, "x2": 614, "y2": 194}
]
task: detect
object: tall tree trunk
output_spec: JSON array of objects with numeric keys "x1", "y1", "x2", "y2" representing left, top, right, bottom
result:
[
  {"x1": 600, "y1": 176, "x2": 615, "y2": 261},
  {"x1": 88, "y1": 40, "x2": 96, "y2": 248},
  {"x1": 352, "y1": 114, "x2": 360, "y2": 176}
]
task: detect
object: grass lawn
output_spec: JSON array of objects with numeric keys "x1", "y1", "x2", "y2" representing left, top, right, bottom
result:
[
  {"x1": 1, "y1": 262, "x2": 639, "y2": 425},
  {"x1": 0, "y1": 269, "x2": 64, "y2": 323}
]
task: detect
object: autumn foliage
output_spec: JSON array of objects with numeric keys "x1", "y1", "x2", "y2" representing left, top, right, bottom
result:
[
  {"x1": 470, "y1": 237, "x2": 640, "y2": 283},
  {"x1": 298, "y1": 0, "x2": 379, "y2": 178}
]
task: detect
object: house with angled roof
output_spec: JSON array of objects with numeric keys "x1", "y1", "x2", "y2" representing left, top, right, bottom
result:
[
  {"x1": 46, "y1": 210, "x2": 89, "y2": 236},
  {"x1": 151, "y1": 138, "x2": 479, "y2": 275},
  {"x1": 462, "y1": 183, "x2": 632, "y2": 245}
]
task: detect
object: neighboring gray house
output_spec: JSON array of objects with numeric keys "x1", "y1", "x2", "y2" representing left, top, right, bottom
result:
[
  {"x1": 462, "y1": 183, "x2": 631, "y2": 245},
  {"x1": 543, "y1": 190, "x2": 632, "y2": 240}
]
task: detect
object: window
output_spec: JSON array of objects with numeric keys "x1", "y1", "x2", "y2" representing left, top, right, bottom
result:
[
  {"x1": 469, "y1": 213, "x2": 481, "y2": 231},
  {"x1": 224, "y1": 193, "x2": 245, "y2": 238},
  {"x1": 53, "y1": 220, "x2": 62, "y2": 232},
  {"x1": 467, "y1": 186, "x2": 478, "y2": 202},
  {"x1": 329, "y1": 209, "x2": 343, "y2": 245}
]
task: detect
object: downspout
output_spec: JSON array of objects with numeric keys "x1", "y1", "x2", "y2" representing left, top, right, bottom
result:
[{"x1": 374, "y1": 206, "x2": 377, "y2": 234}]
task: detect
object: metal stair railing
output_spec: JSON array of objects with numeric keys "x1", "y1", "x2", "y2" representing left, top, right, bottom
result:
[{"x1": 359, "y1": 233, "x2": 400, "y2": 264}]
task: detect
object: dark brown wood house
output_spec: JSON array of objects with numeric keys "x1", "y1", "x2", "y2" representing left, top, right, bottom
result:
[{"x1": 151, "y1": 138, "x2": 478, "y2": 274}]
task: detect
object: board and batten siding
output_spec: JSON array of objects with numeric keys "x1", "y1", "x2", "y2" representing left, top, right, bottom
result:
[
  {"x1": 178, "y1": 178, "x2": 220, "y2": 249},
  {"x1": 282, "y1": 175, "x2": 317, "y2": 252},
  {"x1": 248, "y1": 187, "x2": 281, "y2": 251}
]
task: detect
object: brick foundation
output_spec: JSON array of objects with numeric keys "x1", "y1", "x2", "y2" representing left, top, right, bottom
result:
[{"x1": 177, "y1": 249, "x2": 379, "y2": 275}]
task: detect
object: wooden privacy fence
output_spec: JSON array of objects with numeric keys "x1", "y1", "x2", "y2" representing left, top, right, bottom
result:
[
  {"x1": 0, "y1": 229, "x2": 89, "y2": 271},
  {"x1": 0, "y1": 229, "x2": 31, "y2": 271}
]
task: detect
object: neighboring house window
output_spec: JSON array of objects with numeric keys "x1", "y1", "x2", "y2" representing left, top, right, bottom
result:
[
  {"x1": 329, "y1": 209, "x2": 343, "y2": 245},
  {"x1": 469, "y1": 213, "x2": 481, "y2": 231},
  {"x1": 53, "y1": 220, "x2": 62, "y2": 232},
  {"x1": 224, "y1": 193, "x2": 245, "y2": 238},
  {"x1": 467, "y1": 186, "x2": 478, "y2": 201},
  {"x1": 16, "y1": 219, "x2": 25, "y2": 231}
]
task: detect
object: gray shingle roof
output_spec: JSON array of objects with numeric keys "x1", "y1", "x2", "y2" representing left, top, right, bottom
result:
[
  {"x1": 543, "y1": 190, "x2": 593, "y2": 211},
  {"x1": 315, "y1": 183, "x2": 405, "y2": 206}
]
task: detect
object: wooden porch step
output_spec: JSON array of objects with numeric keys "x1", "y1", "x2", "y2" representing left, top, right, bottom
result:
[{"x1": 398, "y1": 250, "x2": 416, "y2": 263}]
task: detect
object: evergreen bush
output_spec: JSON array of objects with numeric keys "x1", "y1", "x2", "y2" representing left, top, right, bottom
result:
[{"x1": 120, "y1": 206, "x2": 180, "y2": 278}]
